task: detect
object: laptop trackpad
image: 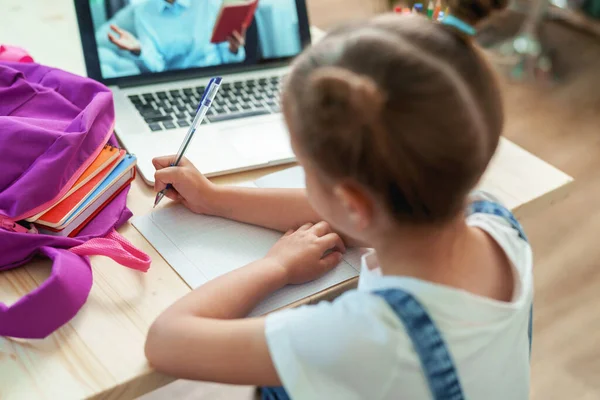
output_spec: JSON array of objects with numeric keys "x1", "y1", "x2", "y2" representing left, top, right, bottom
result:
[{"x1": 222, "y1": 118, "x2": 294, "y2": 164}]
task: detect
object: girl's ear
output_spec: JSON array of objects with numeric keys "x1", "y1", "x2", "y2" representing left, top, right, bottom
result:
[{"x1": 333, "y1": 182, "x2": 374, "y2": 231}]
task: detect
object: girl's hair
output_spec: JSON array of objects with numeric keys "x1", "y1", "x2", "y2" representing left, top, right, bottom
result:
[{"x1": 282, "y1": 0, "x2": 508, "y2": 224}]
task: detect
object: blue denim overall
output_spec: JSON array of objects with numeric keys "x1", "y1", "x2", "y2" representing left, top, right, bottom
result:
[{"x1": 262, "y1": 199, "x2": 532, "y2": 400}]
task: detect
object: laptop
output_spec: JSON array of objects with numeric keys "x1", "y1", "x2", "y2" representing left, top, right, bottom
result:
[{"x1": 74, "y1": 0, "x2": 312, "y2": 185}]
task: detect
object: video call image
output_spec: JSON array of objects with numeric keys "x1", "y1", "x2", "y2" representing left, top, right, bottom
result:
[{"x1": 90, "y1": 0, "x2": 303, "y2": 79}]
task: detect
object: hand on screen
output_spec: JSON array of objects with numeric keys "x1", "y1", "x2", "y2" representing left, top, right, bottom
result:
[
  {"x1": 227, "y1": 28, "x2": 247, "y2": 54},
  {"x1": 108, "y1": 24, "x2": 142, "y2": 56}
]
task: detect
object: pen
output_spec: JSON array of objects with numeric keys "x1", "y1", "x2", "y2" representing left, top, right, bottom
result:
[{"x1": 153, "y1": 76, "x2": 222, "y2": 208}]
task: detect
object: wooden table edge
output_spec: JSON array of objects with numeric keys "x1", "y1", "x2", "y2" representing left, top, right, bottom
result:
[
  {"x1": 87, "y1": 370, "x2": 173, "y2": 400},
  {"x1": 512, "y1": 177, "x2": 575, "y2": 220}
]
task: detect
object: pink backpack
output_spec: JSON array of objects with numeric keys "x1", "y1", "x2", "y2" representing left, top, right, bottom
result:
[{"x1": 0, "y1": 61, "x2": 151, "y2": 339}]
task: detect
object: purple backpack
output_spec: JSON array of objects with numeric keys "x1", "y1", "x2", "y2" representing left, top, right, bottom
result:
[{"x1": 0, "y1": 62, "x2": 150, "y2": 339}]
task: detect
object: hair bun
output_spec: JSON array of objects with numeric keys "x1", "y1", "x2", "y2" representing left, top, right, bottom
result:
[
  {"x1": 448, "y1": 0, "x2": 508, "y2": 25},
  {"x1": 309, "y1": 67, "x2": 385, "y2": 127}
]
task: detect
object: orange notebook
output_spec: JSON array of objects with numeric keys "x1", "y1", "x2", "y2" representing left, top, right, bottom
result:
[
  {"x1": 27, "y1": 145, "x2": 121, "y2": 222},
  {"x1": 35, "y1": 149, "x2": 126, "y2": 228},
  {"x1": 210, "y1": 0, "x2": 259, "y2": 44}
]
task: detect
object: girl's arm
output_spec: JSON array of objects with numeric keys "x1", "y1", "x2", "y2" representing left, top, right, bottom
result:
[
  {"x1": 145, "y1": 259, "x2": 282, "y2": 384},
  {"x1": 145, "y1": 222, "x2": 345, "y2": 384},
  {"x1": 152, "y1": 156, "x2": 365, "y2": 246},
  {"x1": 214, "y1": 186, "x2": 320, "y2": 232},
  {"x1": 214, "y1": 187, "x2": 365, "y2": 247}
]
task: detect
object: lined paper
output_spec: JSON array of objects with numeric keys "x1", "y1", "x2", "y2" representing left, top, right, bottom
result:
[{"x1": 133, "y1": 167, "x2": 361, "y2": 316}]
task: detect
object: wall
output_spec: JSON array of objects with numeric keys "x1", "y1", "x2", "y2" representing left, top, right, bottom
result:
[{"x1": 306, "y1": 0, "x2": 390, "y2": 28}]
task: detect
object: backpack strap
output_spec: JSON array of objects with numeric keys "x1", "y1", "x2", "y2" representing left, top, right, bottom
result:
[
  {"x1": 70, "y1": 229, "x2": 150, "y2": 272},
  {"x1": 374, "y1": 288, "x2": 465, "y2": 400},
  {"x1": 0, "y1": 229, "x2": 150, "y2": 339},
  {"x1": 0, "y1": 246, "x2": 93, "y2": 339},
  {"x1": 466, "y1": 192, "x2": 533, "y2": 356}
]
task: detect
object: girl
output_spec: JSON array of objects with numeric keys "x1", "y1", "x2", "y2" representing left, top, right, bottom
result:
[{"x1": 145, "y1": 1, "x2": 533, "y2": 398}]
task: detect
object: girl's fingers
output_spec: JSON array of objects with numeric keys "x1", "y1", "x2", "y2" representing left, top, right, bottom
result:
[
  {"x1": 298, "y1": 222, "x2": 314, "y2": 231},
  {"x1": 152, "y1": 155, "x2": 177, "y2": 170},
  {"x1": 318, "y1": 233, "x2": 346, "y2": 253},
  {"x1": 154, "y1": 166, "x2": 185, "y2": 188},
  {"x1": 318, "y1": 251, "x2": 343, "y2": 270},
  {"x1": 154, "y1": 168, "x2": 183, "y2": 194},
  {"x1": 298, "y1": 223, "x2": 313, "y2": 231},
  {"x1": 311, "y1": 221, "x2": 332, "y2": 237},
  {"x1": 164, "y1": 188, "x2": 181, "y2": 201}
]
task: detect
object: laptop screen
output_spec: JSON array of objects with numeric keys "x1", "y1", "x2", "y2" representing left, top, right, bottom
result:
[{"x1": 81, "y1": 0, "x2": 309, "y2": 83}]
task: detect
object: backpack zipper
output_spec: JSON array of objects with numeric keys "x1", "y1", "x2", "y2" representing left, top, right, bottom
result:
[{"x1": 0, "y1": 215, "x2": 38, "y2": 234}]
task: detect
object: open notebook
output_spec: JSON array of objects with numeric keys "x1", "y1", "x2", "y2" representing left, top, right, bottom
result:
[{"x1": 132, "y1": 167, "x2": 363, "y2": 316}]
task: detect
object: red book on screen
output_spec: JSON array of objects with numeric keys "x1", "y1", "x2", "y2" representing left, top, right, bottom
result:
[{"x1": 210, "y1": 0, "x2": 259, "y2": 44}]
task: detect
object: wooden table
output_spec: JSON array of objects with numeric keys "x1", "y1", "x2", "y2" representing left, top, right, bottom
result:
[{"x1": 0, "y1": 0, "x2": 574, "y2": 399}]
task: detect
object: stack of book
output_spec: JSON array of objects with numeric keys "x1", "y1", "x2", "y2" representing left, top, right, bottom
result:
[{"x1": 27, "y1": 145, "x2": 137, "y2": 237}]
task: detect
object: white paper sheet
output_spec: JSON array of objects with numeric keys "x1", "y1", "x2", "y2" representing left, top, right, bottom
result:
[
  {"x1": 254, "y1": 166, "x2": 305, "y2": 189},
  {"x1": 133, "y1": 166, "x2": 361, "y2": 316}
]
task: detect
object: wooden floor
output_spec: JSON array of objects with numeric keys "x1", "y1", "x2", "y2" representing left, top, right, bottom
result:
[
  {"x1": 500, "y1": 20, "x2": 600, "y2": 400},
  {"x1": 141, "y1": 5, "x2": 600, "y2": 400}
]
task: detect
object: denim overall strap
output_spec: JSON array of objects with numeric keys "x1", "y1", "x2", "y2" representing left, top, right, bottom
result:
[
  {"x1": 261, "y1": 386, "x2": 290, "y2": 400},
  {"x1": 467, "y1": 198, "x2": 533, "y2": 356},
  {"x1": 261, "y1": 288, "x2": 466, "y2": 400},
  {"x1": 467, "y1": 199, "x2": 528, "y2": 242},
  {"x1": 374, "y1": 289, "x2": 465, "y2": 400}
]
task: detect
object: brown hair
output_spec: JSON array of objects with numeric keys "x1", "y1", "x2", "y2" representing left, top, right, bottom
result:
[{"x1": 282, "y1": 0, "x2": 508, "y2": 224}]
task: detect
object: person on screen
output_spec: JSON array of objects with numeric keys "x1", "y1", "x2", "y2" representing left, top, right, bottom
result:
[
  {"x1": 95, "y1": 0, "x2": 246, "y2": 77},
  {"x1": 254, "y1": 0, "x2": 302, "y2": 59}
]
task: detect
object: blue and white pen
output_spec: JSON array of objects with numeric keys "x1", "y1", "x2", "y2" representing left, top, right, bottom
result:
[{"x1": 153, "y1": 77, "x2": 222, "y2": 208}]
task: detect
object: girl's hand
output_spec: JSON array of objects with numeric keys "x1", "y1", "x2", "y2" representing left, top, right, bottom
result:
[
  {"x1": 266, "y1": 222, "x2": 346, "y2": 285},
  {"x1": 153, "y1": 156, "x2": 221, "y2": 215}
]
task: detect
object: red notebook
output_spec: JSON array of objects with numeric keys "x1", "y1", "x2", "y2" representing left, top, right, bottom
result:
[{"x1": 210, "y1": 0, "x2": 259, "y2": 44}]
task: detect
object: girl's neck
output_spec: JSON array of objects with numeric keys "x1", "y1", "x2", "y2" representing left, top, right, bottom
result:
[
  {"x1": 370, "y1": 215, "x2": 515, "y2": 302},
  {"x1": 371, "y1": 216, "x2": 478, "y2": 284}
]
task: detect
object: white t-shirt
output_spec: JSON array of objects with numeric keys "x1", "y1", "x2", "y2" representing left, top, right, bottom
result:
[{"x1": 265, "y1": 212, "x2": 533, "y2": 400}]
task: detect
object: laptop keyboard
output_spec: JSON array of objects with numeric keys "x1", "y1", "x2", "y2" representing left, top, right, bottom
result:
[{"x1": 128, "y1": 76, "x2": 283, "y2": 132}]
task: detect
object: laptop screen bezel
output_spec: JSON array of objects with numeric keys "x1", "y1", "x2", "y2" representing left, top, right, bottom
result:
[{"x1": 74, "y1": 0, "x2": 312, "y2": 87}]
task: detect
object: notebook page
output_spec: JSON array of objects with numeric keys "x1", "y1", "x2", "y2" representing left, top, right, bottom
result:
[
  {"x1": 133, "y1": 205, "x2": 361, "y2": 316},
  {"x1": 254, "y1": 166, "x2": 305, "y2": 189}
]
